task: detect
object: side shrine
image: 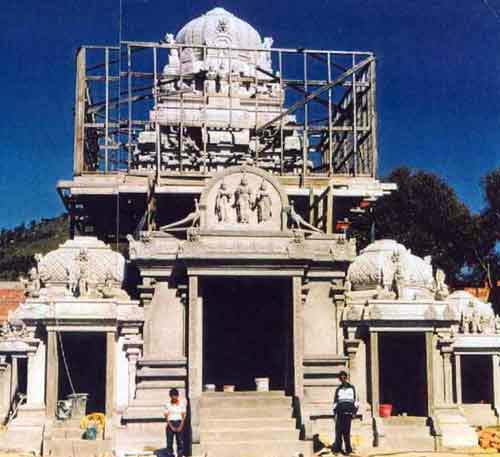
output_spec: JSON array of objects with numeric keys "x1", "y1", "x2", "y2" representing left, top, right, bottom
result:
[{"x1": 0, "y1": 7, "x2": 499, "y2": 457}]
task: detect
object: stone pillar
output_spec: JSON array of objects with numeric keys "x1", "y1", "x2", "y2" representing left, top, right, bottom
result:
[
  {"x1": 492, "y1": 354, "x2": 500, "y2": 415},
  {"x1": 26, "y1": 341, "x2": 46, "y2": 408},
  {"x1": 188, "y1": 275, "x2": 202, "y2": 399},
  {"x1": 10, "y1": 356, "x2": 18, "y2": 403},
  {"x1": 188, "y1": 275, "x2": 202, "y2": 444},
  {"x1": 425, "y1": 332, "x2": 435, "y2": 415},
  {"x1": 46, "y1": 330, "x2": 59, "y2": 417},
  {"x1": 442, "y1": 349, "x2": 453, "y2": 405},
  {"x1": 0, "y1": 357, "x2": 10, "y2": 417},
  {"x1": 105, "y1": 331, "x2": 116, "y2": 422},
  {"x1": 127, "y1": 349, "x2": 141, "y2": 404},
  {"x1": 292, "y1": 276, "x2": 304, "y2": 399},
  {"x1": 370, "y1": 331, "x2": 379, "y2": 416},
  {"x1": 454, "y1": 353, "x2": 462, "y2": 404}
]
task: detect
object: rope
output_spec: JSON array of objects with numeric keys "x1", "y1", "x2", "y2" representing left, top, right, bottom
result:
[{"x1": 56, "y1": 328, "x2": 76, "y2": 395}]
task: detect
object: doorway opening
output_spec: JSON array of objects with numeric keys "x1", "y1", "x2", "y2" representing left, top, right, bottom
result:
[
  {"x1": 203, "y1": 277, "x2": 292, "y2": 392},
  {"x1": 461, "y1": 355, "x2": 493, "y2": 404},
  {"x1": 379, "y1": 332, "x2": 428, "y2": 416},
  {"x1": 57, "y1": 332, "x2": 107, "y2": 413}
]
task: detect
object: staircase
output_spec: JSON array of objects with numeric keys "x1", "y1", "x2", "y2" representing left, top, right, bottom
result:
[
  {"x1": 43, "y1": 418, "x2": 112, "y2": 457},
  {"x1": 461, "y1": 404, "x2": 499, "y2": 427},
  {"x1": 193, "y1": 391, "x2": 312, "y2": 457},
  {"x1": 377, "y1": 416, "x2": 435, "y2": 452},
  {"x1": 433, "y1": 406, "x2": 478, "y2": 449}
]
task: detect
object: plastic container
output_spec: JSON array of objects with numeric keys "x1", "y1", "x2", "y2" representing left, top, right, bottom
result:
[
  {"x1": 379, "y1": 404, "x2": 393, "y2": 417},
  {"x1": 223, "y1": 385, "x2": 235, "y2": 392},
  {"x1": 254, "y1": 377, "x2": 270, "y2": 392},
  {"x1": 68, "y1": 393, "x2": 88, "y2": 419}
]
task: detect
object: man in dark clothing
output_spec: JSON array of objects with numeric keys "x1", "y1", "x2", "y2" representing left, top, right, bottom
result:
[
  {"x1": 332, "y1": 371, "x2": 358, "y2": 455},
  {"x1": 164, "y1": 388, "x2": 187, "y2": 457}
]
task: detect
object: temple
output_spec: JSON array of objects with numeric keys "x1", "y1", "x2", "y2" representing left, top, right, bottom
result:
[{"x1": 0, "y1": 7, "x2": 499, "y2": 457}]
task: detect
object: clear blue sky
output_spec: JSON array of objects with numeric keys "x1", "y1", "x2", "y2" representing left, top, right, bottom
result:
[{"x1": 1, "y1": 0, "x2": 499, "y2": 229}]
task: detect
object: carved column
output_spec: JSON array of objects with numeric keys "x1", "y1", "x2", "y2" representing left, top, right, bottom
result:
[
  {"x1": 442, "y1": 350, "x2": 453, "y2": 404},
  {"x1": 425, "y1": 332, "x2": 435, "y2": 415},
  {"x1": 46, "y1": 330, "x2": 59, "y2": 417},
  {"x1": 292, "y1": 276, "x2": 304, "y2": 399},
  {"x1": 105, "y1": 331, "x2": 116, "y2": 425},
  {"x1": 454, "y1": 353, "x2": 462, "y2": 404},
  {"x1": 369, "y1": 331, "x2": 379, "y2": 416},
  {"x1": 188, "y1": 275, "x2": 202, "y2": 444},
  {"x1": 26, "y1": 341, "x2": 45, "y2": 408},
  {"x1": 345, "y1": 328, "x2": 367, "y2": 408},
  {"x1": 492, "y1": 354, "x2": 500, "y2": 415},
  {"x1": 127, "y1": 348, "x2": 141, "y2": 403}
]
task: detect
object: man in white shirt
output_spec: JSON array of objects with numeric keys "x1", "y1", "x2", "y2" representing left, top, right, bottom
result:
[
  {"x1": 164, "y1": 388, "x2": 187, "y2": 457},
  {"x1": 332, "y1": 371, "x2": 359, "y2": 455}
]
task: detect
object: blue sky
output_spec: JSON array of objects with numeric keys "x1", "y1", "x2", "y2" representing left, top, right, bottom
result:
[{"x1": 1, "y1": 0, "x2": 499, "y2": 229}]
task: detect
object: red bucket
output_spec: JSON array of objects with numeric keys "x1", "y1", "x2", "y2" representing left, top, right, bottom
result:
[{"x1": 379, "y1": 404, "x2": 393, "y2": 417}]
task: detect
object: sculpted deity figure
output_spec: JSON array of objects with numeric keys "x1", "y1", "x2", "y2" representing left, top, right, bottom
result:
[
  {"x1": 215, "y1": 181, "x2": 232, "y2": 223},
  {"x1": 234, "y1": 175, "x2": 253, "y2": 224},
  {"x1": 471, "y1": 310, "x2": 482, "y2": 333},
  {"x1": 262, "y1": 37, "x2": 274, "y2": 68},
  {"x1": 433, "y1": 268, "x2": 449, "y2": 300},
  {"x1": 391, "y1": 251, "x2": 406, "y2": 299},
  {"x1": 255, "y1": 180, "x2": 272, "y2": 223},
  {"x1": 204, "y1": 66, "x2": 217, "y2": 94}
]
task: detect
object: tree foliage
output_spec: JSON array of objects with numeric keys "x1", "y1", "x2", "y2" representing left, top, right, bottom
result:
[{"x1": 351, "y1": 167, "x2": 479, "y2": 286}]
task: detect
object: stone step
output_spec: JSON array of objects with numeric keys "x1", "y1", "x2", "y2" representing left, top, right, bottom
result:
[
  {"x1": 200, "y1": 406, "x2": 293, "y2": 419},
  {"x1": 202, "y1": 390, "x2": 286, "y2": 397},
  {"x1": 122, "y1": 408, "x2": 166, "y2": 422},
  {"x1": 200, "y1": 417, "x2": 297, "y2": 430},
  {"x1": 200, "y1": 428, "x2": 299, "y2": 442},
  {"x1": 193, "y1": 440, "x2": 312, "y2": 457},
  {"x1": 44, "y1": 438, "x2": 112, "y2": 457},
  {"x1": 51, "y1": 428, "x2": 85, "y2": 439},
  {"x1": 137, "y1": 367, "x2": 187, "y2": 378},
  {"x1": 200, "y1": 396, "x2": 292, "y2": 408}
]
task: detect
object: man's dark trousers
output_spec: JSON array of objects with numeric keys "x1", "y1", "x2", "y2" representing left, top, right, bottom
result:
[
  {"x1": 166, "y1": 420, "x2": 184, "y2": 457},
  {"x1": 333, "y1": 411, "x2": 353, "y2": 454}
]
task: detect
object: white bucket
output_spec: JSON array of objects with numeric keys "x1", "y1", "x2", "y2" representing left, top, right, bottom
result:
[
  {"x1": 223, "y1": 384, "x2": 235, "y2": 392},
  {"x1": 254, "y1": 377, "x2": 269, "y2": 392},
  {"x1": 203, "y1": 384, "x2": 216, "y2": 392}
]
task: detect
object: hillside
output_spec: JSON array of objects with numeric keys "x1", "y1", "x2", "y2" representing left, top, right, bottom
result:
[{"x1": 0, "y1": 214, "x2": 69, "y2": 280}]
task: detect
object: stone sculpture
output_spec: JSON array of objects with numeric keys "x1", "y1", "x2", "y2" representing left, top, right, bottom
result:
[
  {"x1": 433, "y1": 268, "x2": 449, "y2": 300},
  {"x1": 255, "y1": 180, "x2": 272, "y2": 223},
  {"x1": 215, "y1": 181, "x2": 232, "y2": 222},
  {"x1": 234, "y1": 175, "x2": 253, "y2": 223},
  {"x1": 160, "y1": 199, "x2": 201, "y2": 231},
  {"x1": 287, "y1": 201, "x2": 322, "y2": 233}
]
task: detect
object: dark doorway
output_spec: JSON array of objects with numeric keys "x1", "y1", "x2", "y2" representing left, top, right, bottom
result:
[
  {"x1": 57, "y1": 332, "x2": 107, "y2": 413},
  {"x1": 461, "y1": 355, "x2": 493, "y2": 404},
  {"x1": 203, "y1": 277, "x2": 292, "y2": 391},
  {"x1": 379, "y1": 332, "x2": 428, "y2": 416}
]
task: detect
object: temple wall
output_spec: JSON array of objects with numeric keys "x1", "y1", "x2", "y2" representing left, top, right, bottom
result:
[
  {"x1": 144, "y1": 281, "x2": 185, "y2": 360},
  {"x1": 303, "y1": 281, "x2": 337, "y2": 357}
]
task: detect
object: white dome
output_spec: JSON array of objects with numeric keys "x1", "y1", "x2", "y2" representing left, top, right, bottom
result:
[
  {"x1": 347, "y1": 239, "x2": 434, "y2": 293},
  {"x1": 176, "y1": 7, "x2": 263, "y2": 50}
]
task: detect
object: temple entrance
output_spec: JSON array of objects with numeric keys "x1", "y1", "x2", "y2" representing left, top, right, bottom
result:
[
  {"x1": 379, "y1": 332, "x2": 428, "y2": 416},
  {"x1": 461, "y1": 355, "x2": 493, "y2": 404},
  {"x1": 203, "y1": 277, "x2": 292, "y2": 392},
  {"x1": 57, "y1": 332, "x2": 106, "y2": 413}
]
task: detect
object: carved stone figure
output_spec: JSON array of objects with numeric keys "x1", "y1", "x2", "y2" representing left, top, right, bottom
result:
[
  {"x1": 76, "y1": 249, "x2": 91, "y2": 298},
  {"x1": 215, "y1": 181, "x2": 232, "y2": 222},
  {"x1": 160, "y1": 199, "x2": 201, "y2": 231},
  {"x1": 391, "y1": 250, "x2": 407, "y2": 299},
  {"x1": 204, "y1": 66, "x2": 217, "y2": 94},
  {"x1": 433, "y1": 268, "x2": 449, "y2": 300},
  {"x1": 287, "y1": 201, "x2": 322, "y2": 233},
  {"x1": 234, "y1": 175, "x2": 253, "y2": 223},
  {"x1": 471, "y1": 310, "x2": 482, "y2": 334},
  {"x1": 255, "y1": 180, "x2": 272, "y2": 223},
  {"x1": 98, "y1": 273, "x2": 130, "y2": 300}
]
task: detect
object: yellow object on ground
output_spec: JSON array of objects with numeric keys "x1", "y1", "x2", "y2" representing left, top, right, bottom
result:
[{"x1": 80, "y1": 412, "x2": 106, "y2": 431}]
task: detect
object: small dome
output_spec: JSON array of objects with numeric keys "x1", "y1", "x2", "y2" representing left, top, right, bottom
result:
[
  {"x1": 176, "y1": 7, "x2": 263, "y2": 50},
  {"x1": 347, "y1": 239, "x2": 434, "y2": 293}
]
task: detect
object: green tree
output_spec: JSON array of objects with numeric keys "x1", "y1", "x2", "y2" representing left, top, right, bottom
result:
[{"x1": 351, "y1": 167, "x2": 477, "y2": 286}]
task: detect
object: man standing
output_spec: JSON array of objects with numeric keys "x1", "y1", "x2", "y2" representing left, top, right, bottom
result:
[
  {"x1": 164, "y1": 388, "x2": 187, "y2": 457},
  {"x1": 332, "y1": 371, "x2": 359, "y2": 455}
]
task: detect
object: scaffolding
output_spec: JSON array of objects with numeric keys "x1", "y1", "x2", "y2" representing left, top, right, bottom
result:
[{"x1": 74, "y1": 42, "x2": 378, "y2": 181}]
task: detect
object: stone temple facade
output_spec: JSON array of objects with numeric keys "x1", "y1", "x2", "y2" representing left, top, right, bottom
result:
[{"x1": 1, "y1": 7, "x2": 500, "y2": 457}]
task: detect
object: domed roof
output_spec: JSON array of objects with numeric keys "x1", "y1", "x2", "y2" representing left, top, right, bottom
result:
[
  {"x1": 346, "y1": 239, "x2": 434, "y2": 293},
  {"x1": 176, "y1": 7, "x2": 263, "y2": 49}
]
